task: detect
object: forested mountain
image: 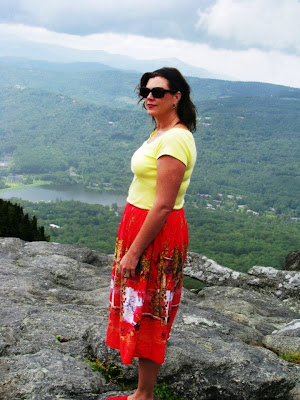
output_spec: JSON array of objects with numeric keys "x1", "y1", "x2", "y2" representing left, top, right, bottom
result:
[
  {"x1": 0, "y1": 62, "x2": 299, "y2": 216},
  {"x1": 0, "y1": 85, "x2": 149, "y2": 190},
  {"x1": 0, "y1": 59, "x2": 300, "y2": 272},
  {"x1": 195, "y1": 96, "x2": 300, "y2": 215},
  {"x1": 1, "y1": 58, "x2": 298, "y2": 106},
  {"x1": 0, "y1": 62, "x2": 138, "y2": 107}
]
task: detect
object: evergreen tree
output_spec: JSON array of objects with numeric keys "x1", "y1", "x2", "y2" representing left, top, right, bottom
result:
[{"x1": 0, "y1": 199, "x2": 49, "y2": 242}]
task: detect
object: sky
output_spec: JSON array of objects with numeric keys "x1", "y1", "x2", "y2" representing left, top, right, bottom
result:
[{"x1": 0, "y1": 0, "x2": 300, "y2": 88}]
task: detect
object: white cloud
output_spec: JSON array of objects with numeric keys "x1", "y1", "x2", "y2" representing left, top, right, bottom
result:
[
  {"x1": 3, "y1": 0, "x2": 198, "y2": 37},
  {"x1": 196, "y1": 0, "x2": 300, "y2": 52},
  {"x1": 1, "y1": 23, "x2": 300, "y2": 88},
  {"x1": 18, "y1": 0, "x2": 160, "y2": 21}
]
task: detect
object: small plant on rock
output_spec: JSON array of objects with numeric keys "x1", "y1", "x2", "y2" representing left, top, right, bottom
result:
[
  {"x1": 280, "y1": 351, "x2": 300, "y2": 364},
  {"x1": 154, "y1": 382, "x2": 186, "y2": 400},
  {"x1": 87, "y1": 359, "x2": 185, "y2": 399},
  {"x1": 87, "y1": 359, "x2": 127, "y2": 388}
]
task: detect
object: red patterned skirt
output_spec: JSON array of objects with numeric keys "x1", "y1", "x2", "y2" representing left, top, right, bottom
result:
[{"x1": 106, "y1": 203, "x2": 188, "y2": 365}]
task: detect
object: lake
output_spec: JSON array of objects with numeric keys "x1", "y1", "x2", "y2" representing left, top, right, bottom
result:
[{"x1": 0, "y1": 184, "x2": 127, "y2": 206}]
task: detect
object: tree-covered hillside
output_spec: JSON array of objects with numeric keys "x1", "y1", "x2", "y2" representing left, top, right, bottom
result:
[
  {"x1": 1, "y1": 59, "x2": 298, "y2": 106},
  {"x1": 0, "y1": 63, "x2": 139, "y2": 107},
  {"x1": 9, "y1": 198, "x2": 300, "y2": 272},
  {"x1": 1, "y1": 60, "x2": 300, "y2": 272},
  {"x1": 0, "y1": 80, "x2": 299, "y2": 216},
  {"x1": 194, "y1": 96, "x2": 300, "y2": 215},
  {"x1": 0, "y1": 85, "x2": 151, "y2": 189}
]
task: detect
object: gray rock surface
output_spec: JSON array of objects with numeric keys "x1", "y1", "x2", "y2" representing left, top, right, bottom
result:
[
  {"x1": 0, "y1": 238, "x2": 299, "y2": 399},
  {"x1": 263, "y1": 319, "x2": 300, "y2": 357},
  {"x1": 285, "y1": 250, "x2": 300, "y2": 271},
  {"x1": 184, "y1": 252, "x2": 300, "y2": 299}
]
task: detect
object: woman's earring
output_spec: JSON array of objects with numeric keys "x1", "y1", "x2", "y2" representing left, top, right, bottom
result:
[{"x1": 173, "y1": 104, "x2": 176, "y2": 109}]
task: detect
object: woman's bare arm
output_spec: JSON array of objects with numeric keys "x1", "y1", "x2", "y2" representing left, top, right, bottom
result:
[{"x1": 120, "y1": 154, "x2": 186, "y2": 278}]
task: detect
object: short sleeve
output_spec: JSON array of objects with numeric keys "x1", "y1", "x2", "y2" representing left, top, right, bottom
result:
[{"x1": 155, "y1": 130, "x2": 193, "y2": 166}]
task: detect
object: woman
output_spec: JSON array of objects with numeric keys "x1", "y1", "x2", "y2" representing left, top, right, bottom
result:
[{"x1": 106, "y1": 67, "x2": 197, "y2": 400}]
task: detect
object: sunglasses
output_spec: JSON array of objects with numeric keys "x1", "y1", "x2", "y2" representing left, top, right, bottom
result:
[{"x1": 139, "y1": 86, "x2": 177, "y2": 99}]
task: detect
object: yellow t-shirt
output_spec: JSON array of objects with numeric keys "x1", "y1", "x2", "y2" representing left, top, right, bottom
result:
[{"x1": 127, "y1": 127, "x2": 197, "y2": 210}]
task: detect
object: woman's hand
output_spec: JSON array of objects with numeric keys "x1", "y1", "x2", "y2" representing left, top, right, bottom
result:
[{"x1": 120, "y1": 251, "x2": 140, "y2": 279}]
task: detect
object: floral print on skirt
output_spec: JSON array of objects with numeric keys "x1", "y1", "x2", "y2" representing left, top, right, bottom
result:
[{"x1": 106, "y1": 203, "x2": 188, "y2": 365}]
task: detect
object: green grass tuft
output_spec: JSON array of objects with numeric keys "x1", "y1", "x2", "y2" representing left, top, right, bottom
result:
[
  {"x1": 154, "y1": 382, "x2": 186, "y2": 400},
  {"x1": 87, "y1": 359, "x2": 186, "y2": 399},
  {"x1": 280, "y1": 351, "x2": 300, "y2": 364}
]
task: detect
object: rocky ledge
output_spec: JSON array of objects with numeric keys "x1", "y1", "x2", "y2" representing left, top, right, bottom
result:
[{"x1": 0, "y1": 238, "x2": 299, "y2": 400}]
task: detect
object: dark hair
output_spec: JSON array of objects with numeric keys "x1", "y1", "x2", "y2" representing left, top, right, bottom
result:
[{"x1": 138, "y1": 67, "x2": 197, "y2": 132}]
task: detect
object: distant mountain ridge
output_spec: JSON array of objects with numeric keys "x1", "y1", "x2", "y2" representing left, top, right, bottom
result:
[
  {"x1": 0, "y1": 39, "x2": 229, "y2": 80},
  {"x1": 0, "y1": 57, "x2": 116, "y2": 72},
  {"x1": 1, "y1": 57, "x2": 298, "y2": 109}
]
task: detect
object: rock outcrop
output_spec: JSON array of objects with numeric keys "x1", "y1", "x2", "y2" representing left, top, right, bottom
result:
[
  {"x1": 0, "y1": 238, "x2": 299, "y2": 400},
  {"x1": 285, "y1": 250, "x2": 300, "y2": 271},
  {"x1": 184, "y1": 252, "x2": 300, "y2": 299}
]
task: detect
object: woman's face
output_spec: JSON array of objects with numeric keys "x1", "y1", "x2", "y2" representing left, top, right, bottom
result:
[{"x1": 144, "y1": 76, "x2": 180, "y2": 119}]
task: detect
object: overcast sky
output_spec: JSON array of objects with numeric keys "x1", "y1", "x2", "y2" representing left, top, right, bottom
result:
[{"x1": 0, "y1": 0, "x2": 300, "y2": 87}]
